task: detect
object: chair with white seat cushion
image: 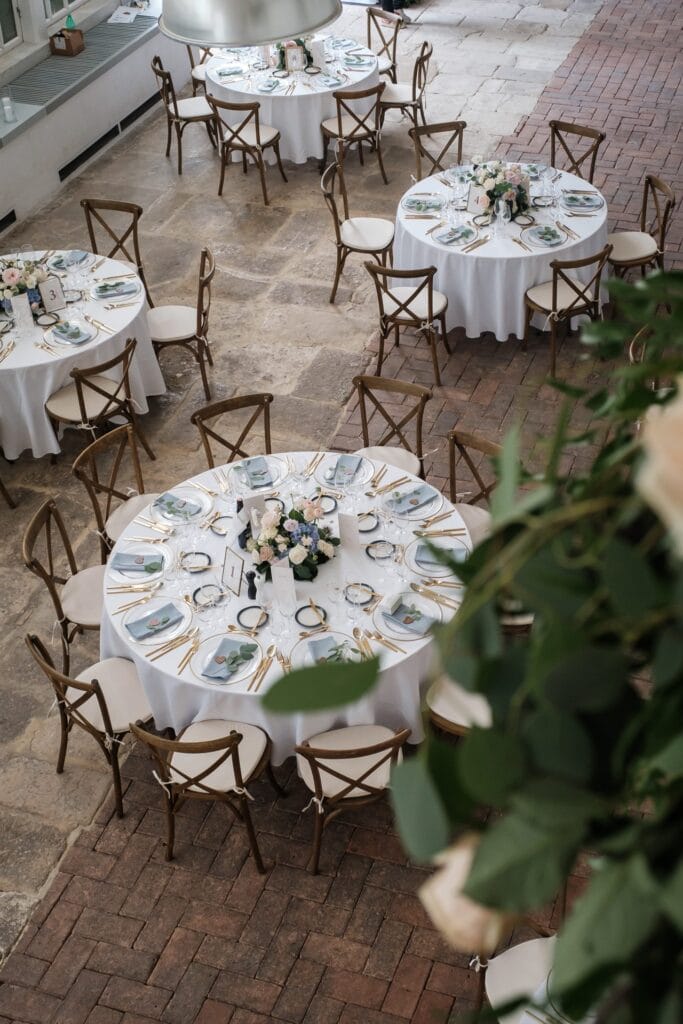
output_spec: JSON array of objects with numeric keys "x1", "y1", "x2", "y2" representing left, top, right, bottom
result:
[
  {"x1": 80, "y1": 198, "x2": 153, "y2": 307},
  {"x1": 148, "y1": 247, "x2": 215, "y2": 401},
  {"x1": 151, "y1": 55, "x2": 217, "y2": 176},
  {"x1": 72, "y1": 425, "x2": 159, "y2": 562},
  {"x1": 482, "y1": 936, "x2": 557, "y2": 1024},
  {"x1": 296, "y1": 725, "x2": 410, "y2": 874},
  {"x1": 365, "y1": 262, "x2": 450, "y2": 385},
  {"x1": 379, "y1": 41, "x2": 432, "y2": 132},
  {"x1": 367, "y1": 6, "x2": 402, "y2": 83},
  {"x1": 23, "y1": 498, "x2": 107, "y2": 675},
  {"x1": 26, "y1": 633, "x2": 152, "y2": 817},
  {"x1": 352, "y1": 374, "x2": 432, "y2": 479},
  {"x1": 45, "y1": 338, "x2": 155, "y2": 461},
  {"x1": 206, "y1": 94, "x2": 287, "y2": 207},
  {"x1": 447, "y1": 428, "x2": 502, "y2": 547},
  {"x1": 321, "y1": 162, "x2": 394, "y2": 303},
  {"x1": 186, "y1": 44, "x2": 212, "y2": 95},
  {"x1": 523, "y1": 244, "x2": 612, "y2": 377},
  {"x1": 130, "y1": 718, "x2": 284, "y2": 866},
  {"x1": 321, "y1": 81, "x2": 388, "y2": 187},
  {"x1": 426, "y1": 675, "x2": 492, "y2": 737},
  {"x1": 608, "y1": 174, "x2": 676, "y2": 278}
]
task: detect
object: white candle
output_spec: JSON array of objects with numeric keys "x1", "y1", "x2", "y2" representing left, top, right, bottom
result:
[{"x1": 2, "y1": 97, "x2": 17, "y2": 123}]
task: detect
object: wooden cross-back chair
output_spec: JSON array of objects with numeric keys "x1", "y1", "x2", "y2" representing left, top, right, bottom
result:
[
  {"x1": 321, "y1": 162, "x2": 394, "y2": 301},
  {"x1": 151, "y1": 55, "x2": 217, "y2": 175},
  {"x1": 207, "y1": 95, "x2": 287, "y2": 206},
  {"x1": 0, "y1": 473, "x2": 16, "y2": 509},
  {"x1": 379, "y1": 40, "x2": 432, "y2": 131},
  {"x1": 296, "y1": 725, "x2": 410, "y2": 874},
  {"x1": 44, "y1": 337, "x2": 155, "y2": 461},
  {"x1": 191, "y1": 393, "x2": 274, "y2": 469},
  {"x1": 352, "y1": 375, "x2": 432, "y2": 478},
  {"x1": 80, "y1": 198, "x2": 153, "y2": 306},
  {"x1": 26, "y1": 634, "x2": 151, "y2": 817},
  {"x1": 447, "y1": 428, "x2": 502, "y2": 548},
  {"x1": 409, "y1": 120, "x2": 467, "y2": 181},
  {"x1": 130, "y1": 718, "x2": 283, "y2": 865},
  {"x1": 148, "y1": 247, "x2": 215, "y2": 400},
  {"x1": 186, "y1": 44, "x2": 212, "y2": 95},
  {"x1": 549, "y1": 119, "x2": 606, "y2": 183},
  {"x1": 22, "y1": 498, "x2": 106, "y2": 674},
  {"x1": 321, "y1": 81, "x2": 388, "y2": 186},
  {"x1": 608, "y1": 174, "x2": 676, "y2": 277},
  {"x1": 523, "y1": 244, "x2": 612, "y2": 376},
  {"x1": 72, "y1": 424, "x2": 158, "y2": 562},
  {"x1": 366, "y1": 6, "x2": 402, "y2": 83},
  {"x1": 364, "y1": 262, "x2": 450, "y2": 385}
]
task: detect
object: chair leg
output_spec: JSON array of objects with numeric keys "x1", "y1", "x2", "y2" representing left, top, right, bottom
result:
[
  {"x1": 197, "y1": 341, "x2": 212, "y2": 401},
  {"x1": 204, "y1": 335, "x2": 214, "y2": 367},
  {"x1": 439, "y1": 312, "x2": 451, "y2": 354},
  {"x1": 320, "y1": 132, "x2": 330, "y2": 173},
  {"x1": 218, "y1": 148, "x2": 227, "y2": 197},
  {"x1": 110, "y1": 742, "x2": 124, "y2": 818},
  {"x1": 165, "y1": 117, "x2": 172, "y2": 158},
  {"x1": 56, "y1": 707, "x2": 69, "y2": 774},
  {"x1": 176, "y1": 124, "x2": 183, "y2": 176},
  {"x1": 242, "y1": 151, "x2": 248, "y2": 175},
  {"x1": 358, "y1": 139, "x2": 365, "y2": 166},
  {"x1": 522, "y1": 301, "x2": 533, "y2": 351},
  {"x1": 164, "y1": 795, "x2": 176, "y2": 861},
  {"x1": 266, "y1": 761, "x2": 288, "y2": 797},
  {"x1": 308, "y1": 809, "x2": 325, "y2": 875},
  {"x1": 256, "y1": 154, "x2": 269, "y2": 206},
  {"x1": 273, "y1": 141, "x2": 288, "y2": 183},
  {"x1": 376, "y1": 134, "x2": 389, "y2": 185},
  {"x1": 206, "y1": 118, "x2": 217, "y2": 149},
  {"x1": 549, "y1": 319, "x2": 558, "y2": 378},
  {"x1": 375, "y1": 328, "x2": 387, "y2": 376},
  {"x1": 127, "y1": 405, "x2": 156, "y2": 461},
  {"x1": 330, "y1": 246, "x2": 348, "y2": 304},
  {"x1": 427, "y1": 327, "x2": 441, "y2": 386},
  {"x1": 241, "y1": 797, "x2": 266, "y2": 874}
]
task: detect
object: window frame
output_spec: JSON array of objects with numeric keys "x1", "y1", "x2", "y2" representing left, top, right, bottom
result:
[
  {"x1": 43, "y1": 0, "x2": 88, "y2": 28},
  {"x1": 0, "y1": 0, "x2": 22, "y2": 53}
]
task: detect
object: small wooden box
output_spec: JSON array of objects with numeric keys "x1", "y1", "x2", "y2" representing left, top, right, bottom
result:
[{"x1": 49, "y1": 29, "x2": 85, "y2": 57}]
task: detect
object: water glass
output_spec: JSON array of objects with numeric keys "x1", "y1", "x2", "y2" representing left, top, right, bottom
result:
[{"x1": 494, "y1": 198, "x2": 512, "y2": 237}]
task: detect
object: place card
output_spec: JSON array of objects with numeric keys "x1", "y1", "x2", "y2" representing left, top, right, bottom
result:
[
  {"x1": 467, "y1": 183, "x2": 485, "y2": 215},
  {"x1": 38, "y1": 276, "x2": 66, "y2": 313},
  {"x1": 271, "y1": 563, "x2": 297, "y2": 614},
  {"x1": 9, "y1": 291, "x2": 33, "y2": 333},
  {"x1": 242, "y1": 494, "x2": 266, "y2": 531},
  {"x1": 222, "y1": 547, "x2": 244, "y2": 597},
  {"x1": 338, "y1": 512, "x2": 360, "y2": 552}
]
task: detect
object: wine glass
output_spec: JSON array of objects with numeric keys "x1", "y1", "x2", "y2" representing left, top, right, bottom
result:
[{"x1": 494, "y1": 197, "x2": 512, "y2": 237}]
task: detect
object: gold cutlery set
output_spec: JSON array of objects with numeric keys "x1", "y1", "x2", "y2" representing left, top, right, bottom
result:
[{"x1": 0, "y1": 340, "x2": 16, "y2": 364}]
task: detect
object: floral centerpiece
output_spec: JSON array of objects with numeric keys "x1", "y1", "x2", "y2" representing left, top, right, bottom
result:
[
  {"x1": 275, "y1": 37, "x2": 313, "y2": 70},
  {"x1": 471, "y1": 160, "x2": 530, "y2": 220},
  {"x1": 246, "y1": 497, "x2": 340, "y2": 581},
  {"x1": 1, "y1": 258, "x2": 48, "y2": 315}
]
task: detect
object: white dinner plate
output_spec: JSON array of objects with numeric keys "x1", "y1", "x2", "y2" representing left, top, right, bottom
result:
[
  {"x1": 373, "y1": 590, "x2": 443, "y2": 641},
  {"x1": 290, "y1": 629, "x2": 363, "y2": 668},
  {"x1": 381, "y1": 482, "x2": 443, "y2": 521},
  {"x1": 49, "y1": 319, "x2": 95, "y2": 347},
  {"x1": 122, "y1": 597, "x2": 192, "y2": 646},
  {"x1": 108, "y1": 543, "x2": 169, "y2": 583},
  {"x1": 314, "y1": 453, "x2": 374, "y2": 489},
  {"x1": 229, "y1": 454, "x2": 288, "y2": 491},
  {"x1": 404, "y1": 537, "x2": 469, "y2": 579},
  {"x1": 189, "y1": 633, "x2": 263, "y2": 686},
  {"x1": 152, "y1": 486, "x2": 213, "y2": 523}
]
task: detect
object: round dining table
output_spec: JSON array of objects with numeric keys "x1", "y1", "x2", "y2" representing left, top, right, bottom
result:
[
  {"x1": 393, "y1": 166, "x2": 609, "y2": 340},
  {"x1": 205, "y1": 37, "x2": 380, "y2": 165},
  {"x1": 0, "y1": 250, "x2": 165, "y2": 460},
  {"x1": 100, "y1": 451, "x2": 469, "y2": 764}
]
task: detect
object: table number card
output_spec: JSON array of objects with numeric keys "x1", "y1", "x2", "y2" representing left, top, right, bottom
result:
[
  {"x1": 338, "y1": 512, "x2": 360, "y2": 552},
  {"x1": 9, "y1": 291, "x2": 33, "y2": 333},
  {"x1": 222, "y1": 547, "x2": 244, "y2": 596},
  {"x1": 271, "y1": 563, "x2": 297, "y2": 614},
  {"x1": 467, "y1": 183, "x2": 486, "y2": 215},
  {"x1": 38, "y1": 276, "x2": 66, "y2": 313}
]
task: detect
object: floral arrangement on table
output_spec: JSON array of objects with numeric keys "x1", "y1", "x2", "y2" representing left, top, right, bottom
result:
[
  {"x1": 1, "y1": 259, "x2": 48, "y2": 313},
  {"x1": 275, "y1": 37, "x2": 313, "y2": 70},
  {"x1": 246, "y1": 497, "x2": 340, "y2": 581},
  {"x1": 471, "y1": 160, "x2": 530, "y2": 219}
]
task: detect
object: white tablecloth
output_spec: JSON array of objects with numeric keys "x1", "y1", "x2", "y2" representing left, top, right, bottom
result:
[
  {"x1": 394, "y1": 169, "x2": 609, "y2": 340},
  {"x1": 100, "y1": 452, "x2": 468, "y2": 764},
  {"x1": 205, "y1": 38, "x2": 379, "y2": 165},
  {"x1": 0, "y1": 251, "x2": 165, "y2": 459}
]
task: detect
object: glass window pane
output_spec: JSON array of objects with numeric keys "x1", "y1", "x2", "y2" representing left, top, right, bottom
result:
[
  {"x1": 45, "y1": 0, "x2": 66, "y2": 17},
  {"x1": 0, "y1": 0, "x2": 18, "y2": 45}
]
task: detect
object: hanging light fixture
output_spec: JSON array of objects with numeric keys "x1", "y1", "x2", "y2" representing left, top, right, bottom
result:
[{"x1": 159, "y1": 0, "x2": 343, "y2": 48}]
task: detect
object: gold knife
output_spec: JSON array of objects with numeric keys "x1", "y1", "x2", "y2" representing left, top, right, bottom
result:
[{"x1": 373, "y1": 475, "x2": 411, "y2": 496}]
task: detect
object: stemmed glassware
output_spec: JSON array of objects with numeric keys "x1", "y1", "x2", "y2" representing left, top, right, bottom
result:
[{"x1": 494, "y1": 197, "x2": 512, "y2": 237}]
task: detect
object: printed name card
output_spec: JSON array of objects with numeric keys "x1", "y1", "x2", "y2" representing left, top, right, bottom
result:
[
  {"x1": 242, "y1": 494, "x2": 266, "y2": 532},
  {"x1": 337, "y1": 512, "x2": 360, "y2": 552},
  {"x1": 271, "y1": 563, "x2": 297, "y2": 614}
]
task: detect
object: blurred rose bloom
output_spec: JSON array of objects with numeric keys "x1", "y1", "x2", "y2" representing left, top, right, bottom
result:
[{"x1": 638, "y1": 384, "x2": 683, "y2": 556}]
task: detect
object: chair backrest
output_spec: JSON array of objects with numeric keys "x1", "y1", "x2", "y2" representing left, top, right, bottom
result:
[
  {"x1": 549, "y1": 120, "x2": 606, "y2": 183},
  {"x1": 207, "y1": 95, "x2": 265, "y2": 150},
  {"x1": 80, "y1": 198, "x2": 152, "y2": 305},
  {"x1": 296, "y1": 728, "x2": 410, "y2": 808},
  {"x1": 321, "y1": 162, "x2": 348, "y2": 242},
  {"x1": 152, "y1": 55, "x2": 179, "y2": 119},
  {"x1": 130, "y1": 719, "x2": 247, "y2": 799},
  {"x1": 409, "y1": 120, "x2": 467, "y2": 180},
  {"x1": 641, "y1": 174, "x2": 676, "y2": 249},
  {"x1": 365, "y1": 261, "x2": 438, "y2": 327},
  {"x1": 69, "y1": 337, "x2": 137, "y2": 427},
  {"x1": 186, "y1": 44, "x2": 211, "y2": 70},
  {"x1": 549, "y1": 243, "x2": 612, "y2": 318},
  {"x1": 195, "y1": 247, "x2": 215, "y2": 339},
  {"x1": 332, "y1": 81, "x2": 385, "y2": 142},
  {"x1": 25, "y1": 633, "x2": 115, "y2": 743},
  {"x1": 411, "y1": 41, "x2": 432, "y2": 102},
  {"x1": 448, "y1": 429, "x2": 502, "y2": 506},
  {"x1": 353, "y1": 375, "x2": 432, "y2": 473},
  {"x1": 72, "y1": 424, "x2": 144, "y2": 545},
  {"x1": 191, "y1": 393, "x2": 274, "y2": 469},
  {"x1": 366, "y1": 6, "x2": 401, "y2": 71},
  {"x1": 22, "y1": 498, "x2": 79, "y2": 623}
]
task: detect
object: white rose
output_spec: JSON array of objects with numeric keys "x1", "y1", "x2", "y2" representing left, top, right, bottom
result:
[
  {"x1": 301, "y1": 536, "x2": 312, "y2": 548},
  {"x1": 418, "y1": 834, "x2": 512, "y2": 955},
  {"x1": 318, "y1": 539, "x2": 335, "y2": 559},
  {"x1": 638, "y1": 384, "x2": 683, "y2": 556},
  {"x1": 483, "y1": 178, "x2": 495, "y2": 191},
  {"x1": 288, "y1": 543, "x2": 307, "y2": 565},
  {"x1": 25, "y1": 273, "x2": 37, "y2": 288},
  {"x1": 258, "y1": 525, "x2": 277, "y2": 542}
]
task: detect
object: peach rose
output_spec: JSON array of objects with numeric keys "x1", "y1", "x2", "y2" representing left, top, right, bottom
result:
[{"x1": 638, "y1": 383, "x2": 683, "y2": 556}]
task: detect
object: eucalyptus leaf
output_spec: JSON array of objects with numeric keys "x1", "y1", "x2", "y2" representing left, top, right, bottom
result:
[
  {"x1": 553, "y1": 856, "x2": 660, "y2": 991},
  {"x1": 523, "y1": 708, "x2": 594, "y2": 784},
  {"x1": 602, "y1": 538, "x2": 662, "y2": 617},
  {"x1": 515, "y1": 546, "x2": 592, "y2": 618},
  {"x1": 458, "y1": 727, "x2": 526, "y2": 806},
  {"x1": 510, "y1": 779, "x2": 607, "y2": 828},
  {"x1": 390, "y1": 758, "x2": 451, "y2": 862},
  {"x1": 646, "y1": 734, "x2": 683, "y2": 780},
  {"x1": 464, "y1": 812, "x2": 584, "y2": 911},
  {"x1": 652, "y1": 626, "x2": 683, "y2": 690},
  {"x1": 261, "y1": 657, "x2": 379, "y2": 712},
  {"x1": 490, "y1": 426, "x2": 520, "y2": 522},
  {"x1": 426, "y1": 736, "x2": 475, "y2": 823},
  {"x1": 543, "y1": 647, "x2": 627, "y2": 713}
]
